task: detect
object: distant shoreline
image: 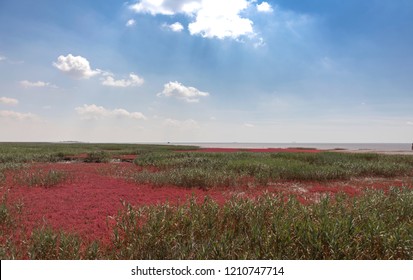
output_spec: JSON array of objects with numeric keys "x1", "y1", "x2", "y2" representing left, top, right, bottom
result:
[
  {"x1": 1, "y1": 142, "x2": 412, "y2": 155},
  {"x1": 172, "y1": 142, "x2": 413, "y2": 153}
]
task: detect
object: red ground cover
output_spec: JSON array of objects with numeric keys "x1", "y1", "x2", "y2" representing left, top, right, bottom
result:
[
  {"x1": 2, "y1": 162, "x2": 229, "y2": 243},
  {"x1": 2, "y1": 159, "x2": 411, "y2": 244}
]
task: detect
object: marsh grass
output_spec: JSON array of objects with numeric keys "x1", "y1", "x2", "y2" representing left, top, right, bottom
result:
[
  {"x1": 28, "y1": 227, "x2": 82, "y2": 260},
  {"x1": 0, "y1": 192, "x2": 17, "y2": 260},
  {"x1": 1, "y1": 143, "x2": 413, "y2": 260},
  {"x1": 133, "y1": 152, "x2": 413, "y2": 188},
  {"x1": 0, "y1": 192, "x2": 11, "y2": 227},
  {"x1": 1, "y1": 189, "x2": 412, "y2": 259},
  {"x1": 14, "y1": 169, "x2": 69, "y2": 188},
  {"x1": 109, "y1": 188, "x2": 413, "y2": 260},
  {"x1": 84, "y1": 151, "x2": 111, "y2": 163},
  {"x1": 0, "y1": 172, "x2": 5, "y2": 186},
  {"x1": 1, "y1": 163, "x2": 25, "y2": 186},
  {"x1": 0, "y1": 143, "x2": 198, "y2": 164},
  {"x1": 131, "y1": 168, "x2": 237, "y2": 189}
]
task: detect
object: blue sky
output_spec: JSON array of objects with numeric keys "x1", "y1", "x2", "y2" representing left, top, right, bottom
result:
[{"x1": 1, "y1": 0, "x2": 412, "y2": 143}]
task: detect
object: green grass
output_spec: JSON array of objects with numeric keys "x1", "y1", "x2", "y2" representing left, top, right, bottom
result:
[
  {"x1": 2, "y1": 188, "x2": 412, "y2": 260},
  {"x1": 0, "y1": 192, "x2": 12, "y2": 227},
  {"x1": 132, "y1": 151, "x2": 413, "y2": 188},
  {"x1": 84, "y1": 151, "x2": 111, "y2": 163},
  {"x1": 0, "y1": 172, "x2": 5, "y2": 186},
  {"x1": 130, "y1": 168, "x2": 237, "y2": 189},
  {"x1": 107, "y1": 188, "x2": 413, "y2": 259},
  {"x1": 28, "y1": 227, "x2": 82, "y2": 260},
  {"x1": 14, "y1": 169, "x2": 69, "y2": 188},
  {"x1": 0, "y1": 142, "x2": 198, "y2": 163}
]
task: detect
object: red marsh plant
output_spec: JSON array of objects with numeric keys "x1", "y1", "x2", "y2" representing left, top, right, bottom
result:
[{"x1": 1, "y1": 188, "x2": 413, "y2": 259}]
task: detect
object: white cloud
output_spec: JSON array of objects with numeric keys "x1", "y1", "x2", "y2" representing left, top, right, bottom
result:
[
  {"x1": 0, "y1": 55, "x2": 6, "y2": 61},
  {"x1": 256, "y1": 2, "x2": 273, "y2": 13},
  {"x1": 0, "y1": 97, "x2": 19, "y2": 106},
  {"x1": 163, "y1": 118, "x2": 200, "y2": 129},
  {"x1": 130, "y1": 0, "x2": 201, "y2": 15},
  {"x1": 407, "y1": 121, "x2": 413, "y2": 126},
  {"x1": 53, "y1": 54, "x2": 100, "y2": 79},
  {"x1": 53, "y1": 54, "x2": 145, "y2": 86},
  {"x1": 130, "y1": 0, "x2": 255, "y2": 39},
  {"x1": 157, "y1": 81, "x2": 209, "y2": 103},
  {"x1": 165, "y1": 22, "x2": 184, "y2": 32},
  {"x1": 0, "y1": 110, "x2": 37, "y2": 120},
  {"x1": 20, "y1": 80, "x2": 57, "y2": 88},
  {"x1": 130, "y1": 0, "x2": 176, "y2": 15},
  {"x1": 244, "y1": 123, "x2": 254, "y2": 128},
  {"x1": 188, "y1": 0, "x2": 254, "y2": 39},
  {"x1": 101, "y1": 73, "x2": 144, "y2": 87},
  {"x1": 75, "y1": 104, "x2": 146, "y2": 120},
  {"x1": 126, "y1": 19, "x2": 136, "y2": 27}
]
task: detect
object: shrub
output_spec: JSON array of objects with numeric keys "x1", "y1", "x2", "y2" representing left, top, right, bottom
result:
[{"x1": 85, "y1": 151, "x2": 111, "y2": 163}]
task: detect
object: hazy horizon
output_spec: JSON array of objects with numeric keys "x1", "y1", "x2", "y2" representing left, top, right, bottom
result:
[{"x1": 1, "y1": 0, "x2": 413, "y2": 143}]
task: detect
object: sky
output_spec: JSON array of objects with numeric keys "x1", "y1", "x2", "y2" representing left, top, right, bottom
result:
[{"x1": 0, "y1": 0, "x2": 413, "y2": 143}]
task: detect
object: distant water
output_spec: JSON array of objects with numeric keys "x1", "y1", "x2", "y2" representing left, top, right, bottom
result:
[{"x1": 173, "y1": 143, "x2": 412, "y2": 152}]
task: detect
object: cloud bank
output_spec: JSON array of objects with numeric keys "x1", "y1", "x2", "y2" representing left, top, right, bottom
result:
[
  {"x1": 20, "y1": 80, "x2": 57, "y2": 88},
  {"x1": 130, "y1": 0, "x2": 256, "y2": 39},
  {"x1": 0, "y1": 110, "x2": 37, "y2": 120},
  {"x1": 75, "y1": 104, "x2": 146, "y2": 120},
  {"x1": 0, "y1": 97, "x2": 19, "y2": 105}
]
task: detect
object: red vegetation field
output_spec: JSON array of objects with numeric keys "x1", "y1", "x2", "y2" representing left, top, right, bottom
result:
[
  {"x1": 2, "y1": 162, "x2": 228, "y2": 243},
  {"x1": 1, "y1": 149, "x2": 412, "y2": 245}
]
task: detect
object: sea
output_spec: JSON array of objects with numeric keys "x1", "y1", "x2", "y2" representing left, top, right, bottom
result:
[{"x1": 172, "y1": 143, "x2": 413, "y2": 152}]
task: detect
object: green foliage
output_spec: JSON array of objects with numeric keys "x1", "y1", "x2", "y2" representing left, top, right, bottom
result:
[
  {"x1": 14, "y1": 169, "x2": 68, "y2": 188},
  {"x1": 85, "y1": 151, "x2": 111, "y2": 163},
  {"x1": 84, "y1": 241, "x2": 103, "y2": 260},
  {"x1": 28, "y1": 227, "x2": 59, "y2": 259},
  {"x1": 133, "y1": 151, "x2": 413, "y2": 188},
  {"x1": 110, "y1": 188, "x2": 413, "y2": 260},
  {"x1": 0, "y1": 172, "x2": 5, "y2": 186},
  {"x1": 0, "y1": 142, "x2": 199, "y2": 164},
  {"x1": 28, "y1": 227, "x2": 82, "y2": 260},
  {"x1": 131, "y1": 168, "x2": 236, "y2": 189},
  {"x1": 0, "y1": 193, "x2": 11, "y2": 227}
]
